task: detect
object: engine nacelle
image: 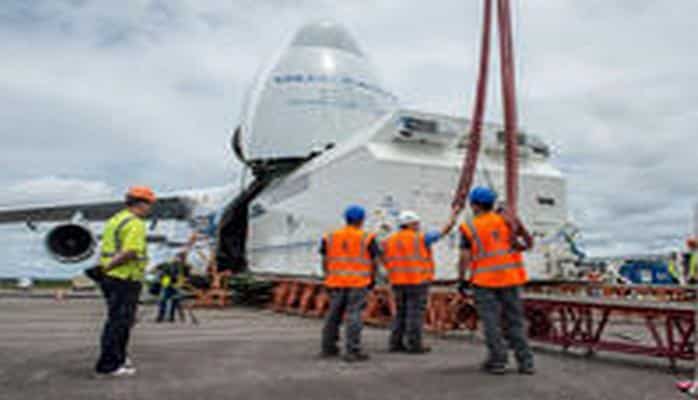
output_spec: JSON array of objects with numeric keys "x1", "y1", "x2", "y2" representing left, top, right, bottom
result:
[{"x1": 45, "y1": 223, "x2": 96, "y2": 263}]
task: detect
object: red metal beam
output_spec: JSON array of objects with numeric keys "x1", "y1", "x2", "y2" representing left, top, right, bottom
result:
[{"x1": 267, "y1": 279, "x2": 695, "y2": 366}]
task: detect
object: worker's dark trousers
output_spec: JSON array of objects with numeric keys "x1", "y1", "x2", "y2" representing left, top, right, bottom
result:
[
  {"x1": 95, "y1": 277, "x2": 141, "y2": 373},
  {"x1": 157, "y1": 286, "x2": 180, "y2": 322},
  {"x1": 390, "y1": 283, "x2": 429, "y2": 350},
  {"x1": 322, "y1": 287, "x2": 368, "y2": 354},
  {"x1": 473, "y1": 286, "x2": 534, "y2": 368}
]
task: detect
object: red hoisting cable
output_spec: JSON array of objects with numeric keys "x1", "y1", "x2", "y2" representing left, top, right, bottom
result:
[
  {"x1": 496, "y1": 0, "x2": 520, "y2": 214},
  {"x1": 452, "y1": 0, "x2": 521, "y2": 216},
  {"x1": 452, "y1": 0, "x2": 493, "y2": 212}
]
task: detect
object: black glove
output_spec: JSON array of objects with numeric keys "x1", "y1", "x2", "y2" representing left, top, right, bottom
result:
[
  {"x1": 84, "y1": 265, "x2": 104, "y2": 283},
  {"x1": 457, "y1": 280, "x2": 472, "y2": 297}
]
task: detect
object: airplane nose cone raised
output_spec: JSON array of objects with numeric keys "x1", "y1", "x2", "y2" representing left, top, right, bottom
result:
[
  {"x1": 290, "y1": 20, "x2": 364, "y2": 57},
  {"x1": 240, "y1": 20, "x2": 398, "y2": 161}
]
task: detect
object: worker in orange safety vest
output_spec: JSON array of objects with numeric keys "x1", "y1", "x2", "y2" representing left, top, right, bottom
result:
[
  {"x1": 382, "y1": 210, "x2": 455, "y2": 353},
  {"x1": 458, "y1": 186, "x2": 535, "y2": 375},
  {"x1": 320, "y1": 205, "x2": 380, "y2": 362}
]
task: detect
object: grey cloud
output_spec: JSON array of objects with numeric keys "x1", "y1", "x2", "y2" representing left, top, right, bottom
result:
[
  {"x1": 0, "y1": 176, "x2": 116, "y2": 207},
  {"x1": 175, "y1": 76, "x2": 224, "y2": 96},
  {"x1": 0, "y1": 0, "x2": 696, "y2": 257}
]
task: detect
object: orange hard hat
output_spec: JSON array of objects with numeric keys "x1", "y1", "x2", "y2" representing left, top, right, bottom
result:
[{"x1": 126, "y1": 186, "x2": 156, "y2": 203}]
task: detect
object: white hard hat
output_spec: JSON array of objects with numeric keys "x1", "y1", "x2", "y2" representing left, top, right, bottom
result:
[{"x1": 398, "y1": 210, "x2": 420, "y2": 226}]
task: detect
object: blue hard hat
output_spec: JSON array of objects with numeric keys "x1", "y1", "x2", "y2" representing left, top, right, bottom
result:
[
  {"x1": 344, "y1": 205, "x2": 366, "y2": 223},
  {"x1": 469, "y1": 187, "x2": 497, "y2": 206}
]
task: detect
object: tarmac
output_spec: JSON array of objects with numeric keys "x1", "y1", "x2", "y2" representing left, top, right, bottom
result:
[{"x1": 0, "y1": 297, "x2": 689, "y2": 400}]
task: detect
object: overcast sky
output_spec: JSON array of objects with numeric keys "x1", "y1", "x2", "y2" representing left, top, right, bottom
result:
[{"x1": 1, "y1": 0, "x2": 696, "y2": 256}]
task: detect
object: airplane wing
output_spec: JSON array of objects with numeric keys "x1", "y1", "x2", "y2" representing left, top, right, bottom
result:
[{"x1": 0, "y1": 196, "x2": 193, "y2": 224}]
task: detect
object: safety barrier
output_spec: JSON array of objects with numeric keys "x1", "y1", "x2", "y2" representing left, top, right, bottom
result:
[
  {"x1": 269, "y1": 279, "x2": 330, "y2": 317},
  {"x1": 190, "y1": 270, "x2": 232, "y2": 308},
  {"x1": 267, "y1": 278, "x2": 695, "y2": 366},
  {"x1": 267, "y1": 280, "x2": 483, "y2": 330}
]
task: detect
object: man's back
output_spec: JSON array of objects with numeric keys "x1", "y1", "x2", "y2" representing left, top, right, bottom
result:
[
  {"x1": 461, "y1": 212, "x2": 527, "y2": 288},
  {"x1": 100, "y1": 209, "x2": 148, "y2": 281},
  {"x1": 323, "y1": 226, "x2": 374, "y2": 289}
]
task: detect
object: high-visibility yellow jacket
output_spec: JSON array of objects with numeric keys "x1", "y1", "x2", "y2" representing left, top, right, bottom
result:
[
  {"x1": 100, "y1": 209, "x2": 148, "y2": 281},
  {"x1": 668, "y1": 259, "x2": 680, "y2": 281},
  {"x1": 160, "y1": 262, "x2": 188, "y2": 289}
]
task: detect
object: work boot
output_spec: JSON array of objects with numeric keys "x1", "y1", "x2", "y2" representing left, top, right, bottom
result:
[
  {"x1": 343, "y1": 351, "x2": 370, "y2": 362},
  {"x1": 319, "y1": 347, "x2": 340, "y2": 358},
  {"x1": 94, "y1": 366, "x2": 136, "y2": 379},
  {"x1": 110, "y1": 366, "x2": 136, "y2": 377},
  {"x1": 480, "y1": 361, "x2": 507, "y2": 375},
  {"x1": 389, "y1": 343, "x2": 408, "y2": 353},
  {"x1": 518, "y1": 364, "x2": 536, "y2": 375},
  {"x1": 123, "y1": 357, "x2": 135, "y2": 373},
  {"x1": 406, "y1": 344, "x2": 432, "y2": 354}
]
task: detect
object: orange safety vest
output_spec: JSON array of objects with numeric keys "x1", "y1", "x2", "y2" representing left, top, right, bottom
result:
[
  {"x1": 382, "y1": 229, "x2": 435, "y2": 285},
  {"x1": 323, "y1": 226, "x2": 375, "y2": 288},
  {"x1": 459, "y1": 212, "x2": 527, "y2": 288}
]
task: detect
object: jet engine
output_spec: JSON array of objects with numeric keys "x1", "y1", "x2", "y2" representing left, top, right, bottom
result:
[{"x1": 45, "y1": 223, "x2": 96, "y2": 263}]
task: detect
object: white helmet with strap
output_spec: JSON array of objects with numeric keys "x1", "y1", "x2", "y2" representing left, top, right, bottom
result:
[{"x1": 398, "y1": 210, "x2": 420, "y2": 226}]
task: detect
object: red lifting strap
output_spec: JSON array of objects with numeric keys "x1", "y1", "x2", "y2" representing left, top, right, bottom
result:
[
  {"x1": 452, "y1": 0, "x2": 520, "y2": 215},
  {"x1": 452, "y1": 0, "x2": 492, "y2": 213}
]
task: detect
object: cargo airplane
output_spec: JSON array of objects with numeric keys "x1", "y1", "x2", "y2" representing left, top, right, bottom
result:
[{"x1": 0, "y1": 21, "x2": 577, "y2": 280}]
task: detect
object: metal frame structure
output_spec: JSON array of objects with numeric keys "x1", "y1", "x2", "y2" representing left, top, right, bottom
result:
[{"x1": 267, "y1": 278, "x2": 695, "y2": 367}]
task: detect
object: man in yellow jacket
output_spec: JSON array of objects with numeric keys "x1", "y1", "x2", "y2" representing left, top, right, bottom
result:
[
  {"x1": 687, "y1": 238, "x2": 698, "y2": 284},
  {"x1": 95, "y1": 186, "x2": 155, "y2": 377},
  {"x1": 156, "y1": 252, "x2": 191, "y2": 323},
  {"x1": 667, "y1": 251, "x2": 682, "y2": 284}
]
